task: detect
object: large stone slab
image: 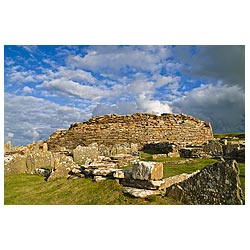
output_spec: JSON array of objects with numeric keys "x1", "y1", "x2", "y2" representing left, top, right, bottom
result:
[
  {"x1": 119, "y1": 178, "x2": 165, "y2": 190},
  {"x1": 132, "y1": 161, "x2": 163, "y2": 180},
  {"x1": 122, "y1": 187, "x2": 161, "y2": 198},
  {"x1": 157, "y1": 172, "x2": 198, "y2": 191},
  {"x1": 165, "y1": 160, "x2": 244, "y2": 205}
]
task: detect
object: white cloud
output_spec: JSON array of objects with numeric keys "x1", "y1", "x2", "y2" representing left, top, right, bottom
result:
[
  {"x1": 4, "y1": 93, "x2": 91, "y2": 146},
  {"x1": 127, "y1": 80, "x2": 155, "y2": 95},
  {"x1": 37, "y1": 78, "x2": 109, "y2": 100},
  {"x1": 92, "y1": 102, "x2": 139, "y2": 116},
  {"x1": 46, "y1": 66, "x2": 97, "y2": 84},
  {"x1": 23, "y1": 86, "x2": 33, "y2": 93},
  {"x1": 7, "y1": 70, "x2": 36, "y2": 84},
  {"x1": 154, "y1": 75, "x2": 181, "y2": 88},
  {"x1": 136, "y1": 94, "x2": 172, "y2": 115},
  {"x1": 66, "y1": 46, "x2": 171, "y2": 76}
]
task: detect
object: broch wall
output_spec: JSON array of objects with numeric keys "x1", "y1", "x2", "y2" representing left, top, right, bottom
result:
[{"x1": 46, "y1": 113, "x2": 214, "y2": 152}]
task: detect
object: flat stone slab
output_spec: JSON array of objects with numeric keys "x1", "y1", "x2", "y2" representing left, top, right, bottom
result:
[
  {"x1": 122, "y1": 187, "x2": 161, "y2": 198},
  {"x1": 82, "y1": 162, "x2": 117, "y2": 169},
  {"x1": 119, "y1": 178, "x2": 165, "y2": 190}
]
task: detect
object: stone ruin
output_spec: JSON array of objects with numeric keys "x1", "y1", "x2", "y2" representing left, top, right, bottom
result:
[
  {"x1": 46, "y1": 113, "x2": 214, "y2": 152},
  {"x1": 4, "y1": 113, "x2": 245, "y2": 205}
]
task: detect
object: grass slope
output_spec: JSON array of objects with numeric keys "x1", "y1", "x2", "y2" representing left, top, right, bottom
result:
[
  {"x1": 4, "y1": 174, "x2": 181, "y2": 205},
  {"x1": 4, "y1": 152, "x2": 245, "y2": 205}
]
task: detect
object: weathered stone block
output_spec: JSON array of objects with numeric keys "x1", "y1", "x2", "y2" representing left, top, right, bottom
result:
[
  {"x1": 132, "y1": 161, "x2": 163, "y2": 180},
  {"x1": 4, "y1": 154, "x2": 27, "y2": 176},
  {"x1": 113, "y1": 169, "x2": 132, "y2": 179},
  {"x1": 203, "y1": 140, "x2": 223, "y2": 157},
  {"x1": 166, "y1": 160, "x2": 244, "y2": 205},
  {"x1": 73, "y1": 143, "x2": 100, "y2": 164}
]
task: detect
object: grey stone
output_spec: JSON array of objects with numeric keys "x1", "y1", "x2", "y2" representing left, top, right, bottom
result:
[
  {"x1": 26, "y1": 151, "x2": 54, "y2": 174},
  {"x1": 93, "y1": 176, "x2": 108, "y2": 182},
  {"x1": 166, "y1": 160, "x2": 244, "y2": 205},
  {"x1": 34, "y1": 168, "x2": 51, "y2": 177},
  {"x1": 122, "y1": 187, "x2": 161, "y2": 198},
  {"x1": 73, "y1": 143, "x2": 100, "y2": 164},
  {"x1": 4, "y1": 154, "x2": 27, "y2": 176},
  {"x1": 92, "y1": 168, "x2": 117, "y2": 176},
  {"x1": 47, "y1": 154, "x2": 78, "y2": 181},
  {"x1": 132, "y1": 161, "x2": 163, "y2": 180},
  {"x1": 203, "y1": 140, "x2": 223, "y2": 157},
  {"x1": 119, "y1": 178, "x2": 165, "y2": 190},
  {"x1": 113, "y1": 169, "x2": 132, "y2": 179}
]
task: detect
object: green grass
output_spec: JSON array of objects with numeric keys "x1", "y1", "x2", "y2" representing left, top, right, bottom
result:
[
  {"x1": 214, "y1": 132, "x2": 245, "y2": 140},
  {"x1": 162, "y1": 158, "x2": 218, "y2": 178},
  {"x1": 4, "y1": 174, "x2": 181, "y2": 205}
]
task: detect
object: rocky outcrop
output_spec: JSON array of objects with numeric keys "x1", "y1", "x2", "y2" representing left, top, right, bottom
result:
[
  {"x1": 165, "y1": 160, "x2": 244, "y2": 205},
  {"x1": 46, "y1": 113, "x2": 214, "y2": 151}
]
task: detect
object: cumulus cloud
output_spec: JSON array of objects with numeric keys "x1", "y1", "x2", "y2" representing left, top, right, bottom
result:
[
  {"x1": 136, "y1": 94, "x2": 172, "y2": 115},
  {"x1": 66, "y1": 45, "x2": 171, "y2": 76},
  {"x1": 44, "y1": 66, "x2": 97, "y2": 84},
  {"x1": 7, "y1": 69, "x2": 36, "y2": 84},
  {"x1": 4, "y1": 93, "x2": 91, "y2": 146},
  {"x1": 23, "y1": 86, "x2": 33, "y2": 94},
  {"x1": 92, "y1": 95, "x2": 172, "y2": 117},
  {"x1": 154, "y1": 75, "x2": 181, "y2": 89},
  {"x1": 37, "y1": 78, "x2": 109, "y2": 100},
  {"x1": 92, "y1": 102, "x2": 139, "y2": 116},
  {"x1": 172, "y1": 83, "x2": 245, "y2": 133}
]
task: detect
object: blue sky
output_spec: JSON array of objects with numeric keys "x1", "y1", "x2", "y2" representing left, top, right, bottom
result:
[{"x1": 4, "y1": 45, "x2": 245, "y2": 146}]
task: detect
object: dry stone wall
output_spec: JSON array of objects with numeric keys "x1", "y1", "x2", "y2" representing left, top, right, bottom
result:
[{"x1": 46, "y1": 113, "x2": 214, "y2": 152}]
